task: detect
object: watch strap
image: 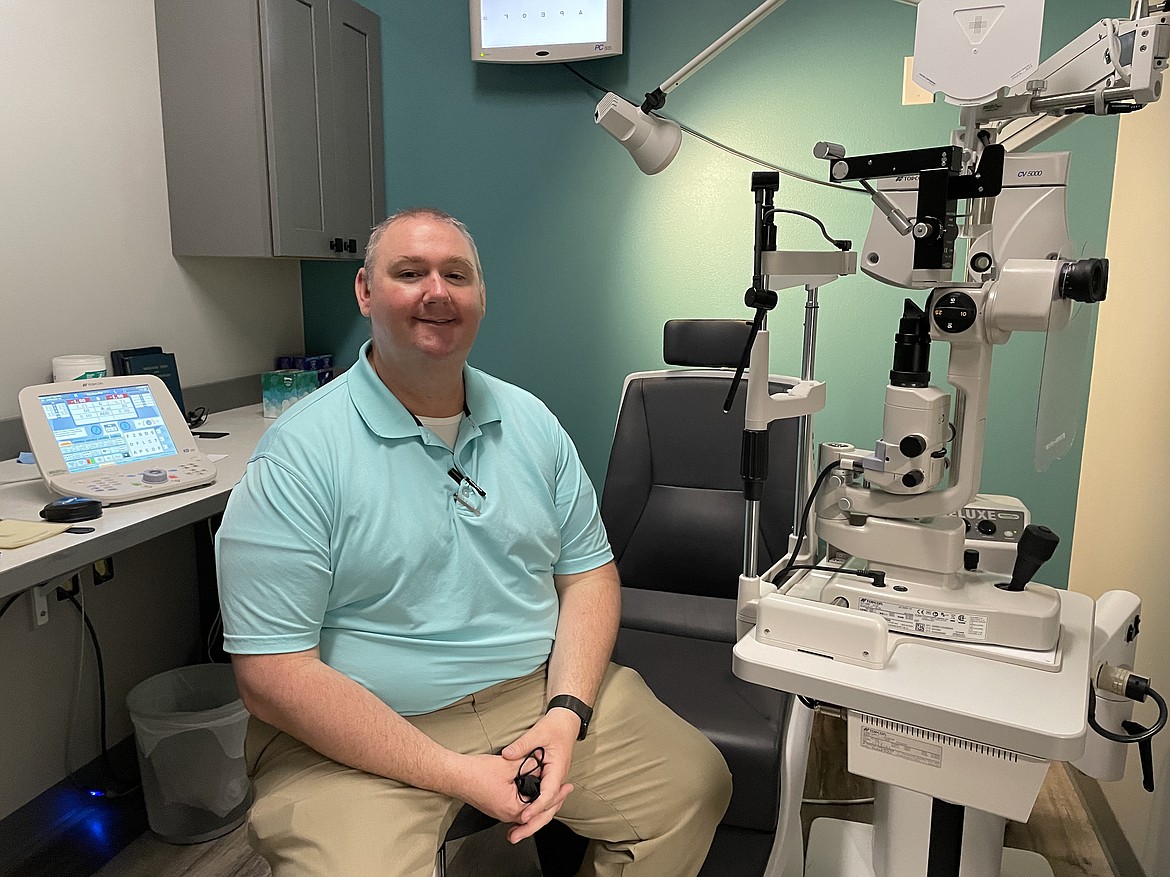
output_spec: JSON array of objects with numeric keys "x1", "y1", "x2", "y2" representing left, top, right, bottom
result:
[{"x1": 547, "y1": 694, "x2": 593, "y2": 740}]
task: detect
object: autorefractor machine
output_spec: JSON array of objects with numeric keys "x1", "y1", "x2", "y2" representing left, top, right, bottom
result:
[{"x1": 598, "y1": 2, "x2": 1170, "y2": 876}]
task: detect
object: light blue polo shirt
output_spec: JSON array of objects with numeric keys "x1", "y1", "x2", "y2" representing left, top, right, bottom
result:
[{"x1": 216, "y1": 342, "x2": 613, "y2": 715}]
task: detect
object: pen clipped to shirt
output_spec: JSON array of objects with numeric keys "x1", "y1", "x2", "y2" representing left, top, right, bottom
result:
[{"x1": 447, "y1": 468, "x2": 486, "y2": 515}]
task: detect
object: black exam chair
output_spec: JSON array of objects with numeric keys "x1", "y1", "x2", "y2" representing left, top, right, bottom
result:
[{"x1": 600, "y1": 319, "x2": 806, "y2": 877}]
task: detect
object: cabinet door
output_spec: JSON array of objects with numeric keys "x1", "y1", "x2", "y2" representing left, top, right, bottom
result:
[
  {"x1": 329, "y1": 0, "x2": 386, "y2": 256},
  {"x1": 260, "y1": 0, "x2": 340, "y2": 257}
]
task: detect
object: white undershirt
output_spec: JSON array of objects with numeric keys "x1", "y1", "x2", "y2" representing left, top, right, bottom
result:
[{"x1": 417, "y1": 412, "x2": 464, "y2": 450}]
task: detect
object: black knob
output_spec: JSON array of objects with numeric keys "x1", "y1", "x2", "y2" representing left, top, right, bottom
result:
[
  {"x1": 901, "y1": 470, "x2": 924, "y2": 488},
  {"x1": 899, "y1": 435, "x2": 928, "y2": 458},
  {"x1": 977, "y1": 519, "x2": 997, "y2": 536},
  {"x1": 744, "y1": 287, "x2": 778, "y2": 310},
  {"x1": 963, "y1": 549, "x2": 980, "y2": 571},
  {"x1": 999, "y1": 524, "x2": 1060, "y2": 592}
]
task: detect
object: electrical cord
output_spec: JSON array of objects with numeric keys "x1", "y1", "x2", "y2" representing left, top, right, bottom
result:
[
  {"x1": 764, "y1": 207, "x2": 851, "y2": 251},
  {"x1": 206, "y1": 610, "x2": 225, "y2": 663},
  {"x1": 63, "y1": 594, "x2": 112, "y2": 773},
  {"x1": 63, "y1": 592, "x2": 135, "y2": 791},
  {"x1": 187, "y1": 406, "x2": 208, "y2": 430},
  {"x1": 64, "y1": 582, "x2": 89, "y2": 787},
  {"x1": 562, "y1": 63, "x2": 866, "y2": 194},
  {"x1": 1, "y1": 587, "x2": 133, "y2": 793},
  {"x1": 1088, "y1": 682, "x2": 1168, "y2": 744},
  {"x1": 784, "y1": 564, "x2": 886, "y2": 586},
  {"x1": 772, "y1": 460, "x2": 842, "y2": 589}
]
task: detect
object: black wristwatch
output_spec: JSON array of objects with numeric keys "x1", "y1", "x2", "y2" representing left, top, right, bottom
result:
[{"x1": 547, "y1": 694, "x2": 593, "y2": 741}]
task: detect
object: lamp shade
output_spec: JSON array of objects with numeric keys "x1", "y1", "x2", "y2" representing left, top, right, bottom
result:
[{"x1": 594, "y1": 93, "x2": 683, "y2": 175}]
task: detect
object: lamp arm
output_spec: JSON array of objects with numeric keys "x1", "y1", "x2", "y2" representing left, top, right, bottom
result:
[{"x1": 641, "y1": 0, "x2": 792, "y2": 112}]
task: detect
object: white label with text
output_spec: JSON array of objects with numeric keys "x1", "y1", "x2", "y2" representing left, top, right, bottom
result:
[{"x1": 858, "y1": 597, "x2": 988, "y2": 640}]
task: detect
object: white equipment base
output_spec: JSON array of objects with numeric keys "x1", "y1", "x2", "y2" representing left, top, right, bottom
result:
[
  {"x1": 735, "y1": 591, "x2": 1094, "y2": 761},
  {"x1": 805, "y1": 819, "x2": 1053, "y2": 877}
]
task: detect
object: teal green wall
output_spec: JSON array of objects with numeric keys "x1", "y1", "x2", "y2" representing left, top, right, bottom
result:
[{"x1": 303, "y1": 0, "x2": 1124, "y2": 587}]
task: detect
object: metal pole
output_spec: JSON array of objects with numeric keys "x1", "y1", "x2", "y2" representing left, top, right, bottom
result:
[
  {"x1": 793, "y1": 286, "x2": 820, "y2": 531},
  {"x1": 744, "y1": 500, "x2": 762, "y2": 578}
]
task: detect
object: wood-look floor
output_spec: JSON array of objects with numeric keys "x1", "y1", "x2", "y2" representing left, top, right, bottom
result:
[{"x1": 91, "y1": 713, "x2": 1116, "y2": 877}]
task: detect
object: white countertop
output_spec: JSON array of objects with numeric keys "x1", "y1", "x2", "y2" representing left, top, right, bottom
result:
[{"x1": 0, "y1": 405, "x2": 272, "y2": 600}]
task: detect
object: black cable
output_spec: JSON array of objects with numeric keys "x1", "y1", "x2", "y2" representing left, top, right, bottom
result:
[
  {"x1": 677, "y1": 120, "x2": 868, "y2": 193},
  {"x1": 562, "y1": 64, "x2": 866, "y2": 194},
  {"x1": 764, "y1": 207, "x2": 851, "y2": 251},
  {"x1": 64, "y1": 593, "x2": 135, "y2": 791},
  {"x1": 1089, "y1": 684, "x2": 1168, "y2": 744},
  {"x1": 2, "y1": 589, "x2": 132, "y2": 792},
  {"x1": 775, "y1": 460, "x2": 842, "y2": 585},
  {"x1": 63, "y1": 594, "x2": 112, "y2": 767},
  {"x1": 562, "y1": 62, "x2": 609, "y2": 95},
  {"x1": 784, "y1": 564, "x2": 886, "y2": 586}
]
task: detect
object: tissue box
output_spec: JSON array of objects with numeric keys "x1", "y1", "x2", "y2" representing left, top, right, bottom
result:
[{"x1": 262, "y1": 370, "x2": 319, "y2": 418}]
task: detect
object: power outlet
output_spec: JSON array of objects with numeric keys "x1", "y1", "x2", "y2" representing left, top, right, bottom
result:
[
  {"x1": 55, "y1": 573, "x2": 82, "y2": 601},
  {"x1": 93, "y1": 557, "x2": 115, "y2": 585}
]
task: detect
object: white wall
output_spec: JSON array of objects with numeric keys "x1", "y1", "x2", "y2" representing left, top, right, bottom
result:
[
  {"x1": 0, "y1": 0, "x2": 303, "y2": 420},
  {"x1": 0, "y1": 0, "x2": 303, "y2": 821},
  {"x1": 1069, "y1": 94, "x2": 1170, "y2": 876}
]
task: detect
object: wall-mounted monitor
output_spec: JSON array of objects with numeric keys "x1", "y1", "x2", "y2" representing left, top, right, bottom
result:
[{"x1": 471, "y1": 1, "x2": 623, "y2": 63}]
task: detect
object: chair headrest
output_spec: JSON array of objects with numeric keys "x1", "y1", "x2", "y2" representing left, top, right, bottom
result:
[{"x1": 663, "y1": 320, "x2": 752, "y2": 368}]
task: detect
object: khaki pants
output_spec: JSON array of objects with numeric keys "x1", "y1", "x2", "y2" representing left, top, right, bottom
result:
[{"x1": 245, "y1": 663, "x2": 732, "y2": 877}]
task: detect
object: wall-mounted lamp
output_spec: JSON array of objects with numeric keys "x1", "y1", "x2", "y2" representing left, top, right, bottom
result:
[{"x1": 594, "y1": 0, "x2": 791, "y2": 174}]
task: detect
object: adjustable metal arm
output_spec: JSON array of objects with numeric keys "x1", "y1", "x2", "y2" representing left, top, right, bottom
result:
[
  {"x1": 641, "y1": 0, "x2": 791, "y2": 112},
  {"x1": 980, "y1": 10, "x2": 1169, "y2": 151}
]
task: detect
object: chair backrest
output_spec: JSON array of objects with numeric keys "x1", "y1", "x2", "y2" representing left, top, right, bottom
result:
[{"x1": 600, "y1": 322, "x2": 799, "y2": 603}]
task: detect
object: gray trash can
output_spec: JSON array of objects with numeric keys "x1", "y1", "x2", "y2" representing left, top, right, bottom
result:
[{"x1": 126, "y1": 663, "x2": 252, "y2": 844}]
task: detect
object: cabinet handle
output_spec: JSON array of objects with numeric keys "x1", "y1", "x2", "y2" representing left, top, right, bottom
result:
[
  {"x1": 345, "y1": 238, "x2": 357, "y2": 254},
  {"x1": 329, "y1": 237, "x2": 344, "y2": 252}
]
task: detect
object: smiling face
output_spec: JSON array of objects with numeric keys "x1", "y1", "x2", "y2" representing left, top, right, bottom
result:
[{"x1": 355, "y1": 214, "x2": 486, "y2": 371}]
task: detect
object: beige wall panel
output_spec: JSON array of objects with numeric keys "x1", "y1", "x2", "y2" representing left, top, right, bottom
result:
[{"x1": 1069, "y1": 93, "x2": 1170, "y2": 876}]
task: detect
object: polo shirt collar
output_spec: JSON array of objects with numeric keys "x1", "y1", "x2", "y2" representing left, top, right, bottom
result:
[{"x1": 349, "y1": 340, "x2": 502, "y2": 440}]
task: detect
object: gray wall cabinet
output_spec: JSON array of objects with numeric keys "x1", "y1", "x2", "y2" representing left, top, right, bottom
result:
[{"x1": 155, "y1": 0, "x2": 386, "y2": 259}]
